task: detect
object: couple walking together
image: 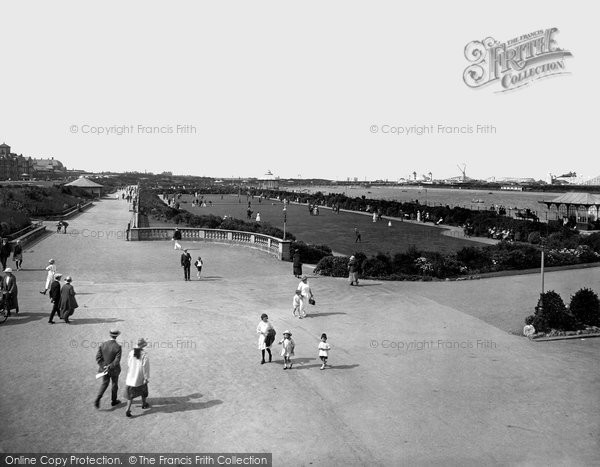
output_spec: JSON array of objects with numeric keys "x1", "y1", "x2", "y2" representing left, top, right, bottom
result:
[{"x1": 95, "y1": 329, "x2": 150, "y2": 418}]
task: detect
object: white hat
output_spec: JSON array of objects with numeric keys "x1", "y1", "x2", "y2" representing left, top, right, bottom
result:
[
  {"x1": 4, "y1": 268, "x2": 12, "y2": 273},
  {"x1": 282, "y1": 330, "x2": 292, "y2": 336}
]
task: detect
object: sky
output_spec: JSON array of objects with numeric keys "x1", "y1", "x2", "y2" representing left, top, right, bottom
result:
[{"x1": 1, "y1": 1, "x2": 598, "y2": 182}]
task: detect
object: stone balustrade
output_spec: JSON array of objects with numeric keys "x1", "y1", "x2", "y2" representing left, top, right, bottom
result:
[{"x1": 129, "y1": 227, "x2": 291, "y2": 260}]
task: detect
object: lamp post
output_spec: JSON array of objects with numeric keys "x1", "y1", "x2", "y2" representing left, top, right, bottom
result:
[
  {"x1": 537, "y1": 237, "x2": 546, "y2": 313},
  {"x1": 283, "y1": 206, "x2": 287, "y2": 240}
]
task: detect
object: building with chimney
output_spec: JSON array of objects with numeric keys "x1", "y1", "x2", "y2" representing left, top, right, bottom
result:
[
  {"x1": 0, "y1": 143, "x2": 35, "y2": 180},
  {"x1": 0, "y1": 143, "x2": 67, "y2": 180}
]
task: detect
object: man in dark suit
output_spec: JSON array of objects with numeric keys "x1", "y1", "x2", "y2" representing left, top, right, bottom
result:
[
  {"x1": 181, "y1": 249, "x2": 192, "y2": 281},
  {"x1": 0, "y1": 239, "x2": 11, "y2": 271},
  {"x1": 1, "y1": 267, "x2": 19, "y2": 316},
  {"x1": 95, "y1": 329, "x2": 122, "y2": 409},
  {"x1": 48, "y1": 273, "x2": 62, "y2": 324}
]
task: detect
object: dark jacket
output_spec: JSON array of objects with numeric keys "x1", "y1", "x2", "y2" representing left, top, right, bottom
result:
[
  {"x1": 12, "y1": 244, "x2": 22, "y2": 257},
  {"x1": 0, "y1": 242, "x2": 11, "y2": 259},
  {"x1": 96, "y1": 339, "x2": 122, "y2": 375},
  {"x1": 181, "y1": 252, "x2": 191, "y2": 266},
  {"x1": 172, "y1": 229, "x2": 182, "y2": 240},
  {"x1": 49, "y1": 280, "x2": 61, "y2": 303},
  {"x1": 59, "y1": 283, "x2": 78, "y2": 318},
  {"x1": 1, "y1": 274, "x2": 19, "y2": 311}
]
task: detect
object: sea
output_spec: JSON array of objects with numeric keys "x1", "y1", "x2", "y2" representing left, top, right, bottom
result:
[{"x1": 292, "y1": 185, "x2": 565, "y2": 221}]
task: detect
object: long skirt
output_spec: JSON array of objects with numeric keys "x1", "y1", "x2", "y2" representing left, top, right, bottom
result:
[{"x1": 126, "y1": 383, "x2": 149, "y2": 400}]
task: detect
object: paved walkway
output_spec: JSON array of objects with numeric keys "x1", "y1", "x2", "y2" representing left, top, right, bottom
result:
[{"x1": 0, "y1": 196, "x2": 598, "y2": 466}]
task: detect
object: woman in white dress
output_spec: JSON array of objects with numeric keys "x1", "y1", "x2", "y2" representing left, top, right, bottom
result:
[
  {"x1": 40, "y1": 259, "x2": 56, "y2": 295},
  {"x1": 256, "y1": 313, "x2": 274, "y2": 364},
  {"x1": 297, "y1": 276, "x2": 314, "y2": 317},
  {"x1": 125, "y1": 338, "x2": 150, "y2": 417}
]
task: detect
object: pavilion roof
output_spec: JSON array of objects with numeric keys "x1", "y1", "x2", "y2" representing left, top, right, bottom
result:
[
  {"x1": 542, "y1": 192, "x2": 600, "y2": 206},
  {"x1": 64, "y1": 177, "x2": 103, "y2": 188}
]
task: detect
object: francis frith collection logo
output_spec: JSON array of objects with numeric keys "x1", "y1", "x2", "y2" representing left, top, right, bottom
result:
[{"x1": 463, "y1": 28, "x2": 572, "y2": 92}]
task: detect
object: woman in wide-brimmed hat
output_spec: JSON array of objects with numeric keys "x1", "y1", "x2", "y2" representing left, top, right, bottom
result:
[
  {"x1": 59, "y1": 276, "x2": 78, "y2": 324},
  {"x1": 124, "y1": 338, "x2": 150, "y2": 417}
]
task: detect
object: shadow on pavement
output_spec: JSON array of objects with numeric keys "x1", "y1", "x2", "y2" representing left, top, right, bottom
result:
[
  {"x1": 1, "y1": 312, "x2": 47, "y2": 326},
  {"x1": 329, "y1": 364, "x2": 360, "y2": 370},
  {"x1": 136, "y1": 393, "x2": 223, "y2": 416},
  {"x1": 69, "y1": 318, "x2": 125, "y2": 325},
  {"x1": 303, "y1": 312, "x2": 347, "y2": 317}
]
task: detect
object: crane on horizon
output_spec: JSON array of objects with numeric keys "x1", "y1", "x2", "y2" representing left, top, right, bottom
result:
[{"x1": 457, "y1": 163, "x2": 467, "y2": 182}]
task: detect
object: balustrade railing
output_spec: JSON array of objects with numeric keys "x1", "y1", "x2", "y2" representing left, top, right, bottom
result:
[{"x1": 129, "y1": 227, "x2": 291, "y2": 260}]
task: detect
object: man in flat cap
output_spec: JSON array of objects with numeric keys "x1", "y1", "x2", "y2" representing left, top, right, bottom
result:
[
  {"x1": 48, "y1": 272, "x2": 62, "y2": 324},
  {"x1": 95, "y1": 329, "x2": 122, "y2": 409}
]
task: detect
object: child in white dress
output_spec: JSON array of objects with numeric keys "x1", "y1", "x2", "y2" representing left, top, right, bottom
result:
[
  {"x1": 279, "y1": 330, "x2": 295, "y2": 370},
  {"x1": 292, "y1": 290, "x2": 303, "y2": 318},
  {"x1": 318, "y1": 333, "x2": 331, "y2": 370}
]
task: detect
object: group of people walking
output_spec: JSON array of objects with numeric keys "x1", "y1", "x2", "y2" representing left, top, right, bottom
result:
[
  {"x1": 95, "y1": 329, "x2": 150, "y2": 417},
  {"x1": 257, "y1": 314, "x2": 331, "y2": 370},
  {"x1": 38, "y1": 259, "x2": 78, "y2": 323},
  {"x1": 1, "y1": 238, "x2": 23, "y2": 271}
]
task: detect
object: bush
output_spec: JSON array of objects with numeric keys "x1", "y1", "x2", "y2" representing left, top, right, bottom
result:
[
  {"x1": 361, "y1": 257, "x2": 390, "y2": 277},
  {"x1": 528, "y1": 290, "x2": 579, "y2": 333},
  {"x1": 291, "y1": 241, "x2": 333, "y2": 264},
  {"x1": 569, "y1": 288, "x2": 600, "y2": 326},
  {"x1": 0, "y1": 208, "x2": 30, "y2": 236},
  {"x1": 314, "y1": 256, "x2": 349, "y2": 277},
  {"x1": 490, "y1": 242, "x2": 540, "y2": 270},
  {"x1": 527, "y1": 231, "x2": 541, "y2": 244},
  {"x1": 392, "y1": 251, "x2": 419, "y2": 275},
  {"x1": 580, "y1": 232, "x2": 600, "y2": 253},
  {"x1": 456, "y1": 246, "x2": 491, "y2": 272}
]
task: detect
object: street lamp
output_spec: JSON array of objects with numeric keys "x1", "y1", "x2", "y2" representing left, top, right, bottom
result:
[
  {"x1": 537, "y1": 237, "x2": 546, "y2": 313},
  {"x1": 283, "y1": 206, "x2": 287, "y2": 240}
]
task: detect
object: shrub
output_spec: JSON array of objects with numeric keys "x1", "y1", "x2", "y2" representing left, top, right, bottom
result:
[
  {"x1": 291, "y1": 241, "x2": 332, "y2": 264},
  {"x1": 354, "y1": 251, "x2": 368, "y2": 273},
  {"x1": 456, "y1": 246, "x2": 491, "y2": 271},
  {"x1": 0, "y1": 207, "x2": 30, "y2": 236},
  {"x1": 490, "y1": 242, "x2": 540, "y2": 270},
  {"x1": 527, "y1": 231, "x2": 541, "y2": 244},
  {"x1": 361, "y1": 257, "x2": 390, "y2": 277},
  {"x1": 528, "y1": 290, "x2": 579, "y2": 333},
  {"x1": 569, "y1": 288, "x2": 600, "y2": 326},
  {"x1": 314, "y1": 256, "x2": 349, "y2": 277},
  {"x1": 392, "y1": 251, "x2": 419, "y2": 275},
  {"x1": 580, "y1": 232, "x2": 600, "y2": 253}
]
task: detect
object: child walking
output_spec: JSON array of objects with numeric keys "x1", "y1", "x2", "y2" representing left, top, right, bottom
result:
[
  {"x1": 279, "y1": 330, "x2": 295, "y2": 370},
  {"x1": 292, "y1": 289, "x2": 303, "y2": 318},
  {"x1": 194, "y1": 256, "x2": 203, "y2": 279},
  {"x1": 318, "y1": 333, "x2": 331, "y2": 370}
]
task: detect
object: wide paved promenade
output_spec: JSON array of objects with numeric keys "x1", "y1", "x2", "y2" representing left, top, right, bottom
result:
[{"x1": 0, "y1": 197, "x2": 598, "y2": 466}]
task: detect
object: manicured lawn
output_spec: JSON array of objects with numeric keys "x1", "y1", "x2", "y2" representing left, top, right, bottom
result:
[{"x1": 172, "y1": 193, "x2": 476, "y2": 256}]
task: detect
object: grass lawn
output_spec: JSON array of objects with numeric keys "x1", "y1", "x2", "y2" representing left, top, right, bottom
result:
[{"x1": 167, "y1": 193, "x2": 476, "y2": 257}]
